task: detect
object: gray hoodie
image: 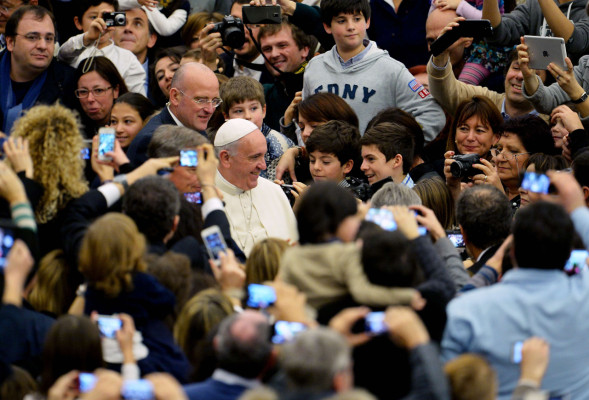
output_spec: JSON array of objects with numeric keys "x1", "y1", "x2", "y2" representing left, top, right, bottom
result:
[{"x1": 302, "y1": 41, "x2": 446, "y2": 141}]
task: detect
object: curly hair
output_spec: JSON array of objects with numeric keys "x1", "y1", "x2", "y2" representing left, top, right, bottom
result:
[{"x1": 10, "y1": 104, "x2": 88, "y2": 223}]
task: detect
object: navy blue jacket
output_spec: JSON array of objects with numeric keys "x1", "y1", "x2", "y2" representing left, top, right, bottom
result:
[{"x1": 126, "y1": 107, "x2": 177, "y2": 166}]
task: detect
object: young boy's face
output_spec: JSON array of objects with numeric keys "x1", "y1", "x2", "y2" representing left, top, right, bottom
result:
[
  {"x1": 225, "y1": 100, "x2": 266, "y2": 129},
  {"x1": 324, "y1": 12, "x2": 370, "y2": 54},
  {"x1": 361, "y1": 144, "x2": 396, "y2": 184},
  {"x1": 75, "y1": 2, "x2": 115, "y2": 44},
  {"x1": 309, "y1": 150, "x2": 353, "y2": 183}
]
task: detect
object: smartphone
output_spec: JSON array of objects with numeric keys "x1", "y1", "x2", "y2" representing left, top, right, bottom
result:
[
  {"x1": 79, "y1": 372, "x2": 97, "y2": 393},
  {"x1": 521, "y1": 171, "x2": 551, "y2": 194},
  {"x1": 97, "y1": 315, "x2": 122, "y2": 339},
  {"x1": 272, "y1": 320, "x2": 307, "y2": 344},
  {"x1": 247, "y1": 283, "x2": 276, "y2": 308},
  {"x1": 365, "y1": 311, "x2": 388, "y2": 335},
  {"x1": 200, "y1": 225, "x2": 228, "y2": 266},
  {"x1": 524, "y1": 35, "x2": 568, "y2": 71},
  {"x1": 365, "y1": 208, "x2": 397, "y2": 231},
  {"x1": 184, "y1": 192, "x2": 202, "y2": 204},
  {"x1": 564, "y1": 249, "x2": 588, "y2": 275},
  {"x1": 431, "y1": 20, "x2": 493, "y2": 56},
  {"x1": 242, "y1": 5, "x2": 281, "y2": 24},
  {"x1": 511, "y1": 341, "x2": 524, "y2": 364},
  {"x1": 0, "y1": 224, "x2": 16, "y2": 270},
  {"x1": 179, "y1": 149, "x2": 198, "y2": 167},
  {"x1": 448, "y1": 233, "x2": 465, "y2": 248},
  {"x1": 98, "y1": 127, "x2": 115, "y2": 162},
  {"x1": 121, "y1": 379, "x2": 154, "y2": 400}
]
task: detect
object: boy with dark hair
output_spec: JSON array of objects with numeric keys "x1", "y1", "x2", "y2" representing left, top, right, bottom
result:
[
  {"x1": 302, "y1": 0, "x2": 445, "y2": 140},
  {"x1": 58, "y1": 0, "x2": 146, "y2": 94},
  {"x1": 220, "y1": 76, "x2": 295, "y2": 180}
]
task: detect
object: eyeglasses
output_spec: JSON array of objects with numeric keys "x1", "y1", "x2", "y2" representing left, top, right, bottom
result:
[
  {"x1": 15, "y1": 33, "x2": 56, "y2": 43},
  {"x1": 490, "y1": 147, "x2": 530, "y2": 161},
  {"x1": 0, "y1": 3, "x2": 20, "y2": 14},
  {"x1": 178, "y1": 90, "x2": 222, "y2": 108},
  {"x1": 75, "y1": 87, "x2": 113, "y2": 98}
]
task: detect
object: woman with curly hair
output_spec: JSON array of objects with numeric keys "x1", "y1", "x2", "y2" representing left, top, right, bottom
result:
[{"x1": 8, "y1": 103, "x2": 88, "y2": 256}]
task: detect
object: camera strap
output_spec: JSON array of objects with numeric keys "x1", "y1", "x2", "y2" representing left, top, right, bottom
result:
[
  {"x1": 233, "y1": 57, "x2": 267, "y2": 71},
  {"x1": 245, "y1": 24, "x2": 285, "y2": 76},
  {"x1": 82, "y1": 31, "x2": 103, "y2": 74}
]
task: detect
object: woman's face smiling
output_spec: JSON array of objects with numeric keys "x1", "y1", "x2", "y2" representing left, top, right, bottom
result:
[
  {"x1": 109, "y1": 102, "x2": 144, "y2": 148},
  {"x1": 455, "y1": 115, "x2": 499, "y2": 156},
  {"x1": 492, "y1": 132, "x2": 530, "y2": 188}
]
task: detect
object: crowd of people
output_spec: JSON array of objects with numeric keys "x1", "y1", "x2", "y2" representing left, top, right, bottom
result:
[{"x1": 2, "y1": 0, "x2": 589, "y2": 398}]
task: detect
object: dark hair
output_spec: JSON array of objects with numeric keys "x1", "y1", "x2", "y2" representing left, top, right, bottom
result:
[
  {"x1": 149, "y1": 47, "x2": 183, "y2": 107},
  {"x1": 513, "y1": 201, "x2": 574, "y2": 269},
  {"x1": 573, "y1": 149, "x2": 589, "y2": 188},
  {"x1": 505, "y1": 50, "x2": 518, "y2": 76},
  {"x1": 258, "y1": 17, "x2": 314, "y2": 52},
  {"x1": 75, "y1": 0, "x2": 119, "y2": 23},
  {"x1": 503, "y1": 115, "x2": 557, "y2": 155},
  {"x1": 122, "y1": 176, "x2": 181, "y2": 243},
  {"x1": 5, "y1": 5, "x2": 56, "y2": 38},
  {"x1": 305, "y1": 120, "x2": 361, "y2": 167},
  {"x1": 114, "y1": 92, "x2": 156, "y2": 121},
  {"x1": 524, "y1": 153, "x2": 569, "y2": 173},
  {"x1": 320, "y1": 0, "x2": 371, "y2": 26},
  {"x1": 366, "y1": 108, "x2": 425, "y2": 158},
  {"x1": 297, "y1": 92, "x2": 359, "y2": 128},
  {"x1": 40, "y1": 315, "x2": 103, "y2": 394},
  {"x1": 182, "y1": 11, "x2": 224, "y2": 47},
  {"x1": 361, "y1": 122, "x2": 415, "y2": 174},
  {"x1": 74, "y1": 56, "x2": 128, "y2": 96},
  {"x1": 448, "y1": 96, "x2": 503, "y2": 154},
  {"x1": 456, "y1": 185, "x2": 511, "y2": 250},
  {"x1": 296, "y1": 181, "x2": 358, "y2": 244}
]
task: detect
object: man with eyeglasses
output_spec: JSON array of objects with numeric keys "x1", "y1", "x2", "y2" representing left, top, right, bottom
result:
[
  {"x1": 0, "y1": 5, "x2": 76, "y2": 133},
  {"x1": 127, "y1": 62, "x2": 220, "y2": 165}
]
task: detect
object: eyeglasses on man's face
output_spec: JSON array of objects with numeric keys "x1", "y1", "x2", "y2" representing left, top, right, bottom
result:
[
  {"x1": 177, "y1": 89, "x2": 222, "y2": 108},
  {"x1": 15, "y1": 32, "x2": 56, "y2": 43}
]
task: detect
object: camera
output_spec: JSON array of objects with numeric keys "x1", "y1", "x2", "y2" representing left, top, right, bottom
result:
[
  {"x1": 103, "y1": 11, "x2": 126, "y2": 27},
  {"x1": 211, "y1": 15, "x2": 245, "y2": 49},
  {"x1": 450, "y1": 154, "x2": 481, "y2": 178},
  {"x1": 280, "y1": 184, "x2": 296, "y2": 206}
]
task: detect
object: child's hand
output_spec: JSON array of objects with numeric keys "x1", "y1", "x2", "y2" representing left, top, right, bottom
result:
[
  {"x1": 435, "y1": 0, "x2": 462, "y2": 11},
  {"x1": 84, "y1": 17, "x2": 109, "y2": 45},
  {"x1": 138, "y1": 0, "x2": 159, "y2": 10}
]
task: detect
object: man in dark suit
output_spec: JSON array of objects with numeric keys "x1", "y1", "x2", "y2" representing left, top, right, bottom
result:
[
  {"x1": 127, "y1": 62, "x2": 220, "y2": 165},
  {"x1": 184, "y1": 311, "x2": 274, "y2": 400},
  {"x1": 456, "y1": 185, "x2": 512, "y2": 275}
]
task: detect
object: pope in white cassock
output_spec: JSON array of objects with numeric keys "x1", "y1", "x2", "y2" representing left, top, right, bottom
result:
[{"x1": 214, "y1": 118, "x2": 298, "y2": 256}]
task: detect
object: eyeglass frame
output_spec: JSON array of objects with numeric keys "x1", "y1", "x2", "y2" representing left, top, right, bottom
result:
[
  {"x1": 14, "y1": 32, "x2": 57, "y2": 44},
  {"x1": 490, "y1": 146, "x2": 530, "y2": 161},
  {"x1": 75, "y1": 87, "x2": 114, "y2": 99},
  {"x1": 177, "y1": 89, "x2": 222, "y2": 108}
]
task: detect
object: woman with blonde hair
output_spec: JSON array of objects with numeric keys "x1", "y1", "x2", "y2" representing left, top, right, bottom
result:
[{"x1": 245, "y1": 238, "x2": 289, "y2": 286}]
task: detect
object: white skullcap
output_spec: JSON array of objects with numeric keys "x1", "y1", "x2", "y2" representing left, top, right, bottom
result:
[{"x1": 214, "y1": 118, "x2": 259, "y2": 147}]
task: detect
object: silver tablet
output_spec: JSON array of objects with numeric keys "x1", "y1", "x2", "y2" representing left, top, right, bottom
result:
[{"x1": 524, "y1": 35, "x2": 568, "y2": 71}]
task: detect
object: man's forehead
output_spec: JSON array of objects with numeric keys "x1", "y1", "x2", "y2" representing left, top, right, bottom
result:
[
  {"x1": 127, "y1": 7, "x2": 148, "y2": 22},
  {"x1": 261, "y1": 25, "x2": 293, "y2": 45},
  {"x1": 17, "y1": 12, "x2": 55, "y2": 33}
]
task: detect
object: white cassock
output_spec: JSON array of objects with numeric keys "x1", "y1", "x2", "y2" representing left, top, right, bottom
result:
[{"x1": 215, "y1": 170, "x2": 298, "y2": 256}]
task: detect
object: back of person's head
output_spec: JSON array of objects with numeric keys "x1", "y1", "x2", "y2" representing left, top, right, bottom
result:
[
  {"x1": 280, "y1": 327, "x2": 351, "y2": 392},
  {"x1": 122, "y1": 176, "x2": 181, "y2": 243},
  {"x1": 75, "y1": 0, "x2": 119, "y2": 23},
  {"x1": 413, "y1": 178, "x2": 455, "y2": 230},
  {"x1": 573, "y1": 149, "x2": 589, "y2": 188},
  {"x1": 10, "y1": 104, "x2": 88, "y2": 224},
  {"x1": 27, "y1": 250, "x2": 73, "y2": 317},
  {"x1": 524, "y1": 153, "x2": 569, "y2": 173},
  {"x1": 360, "y1": 229, "x2": 423, "y2": 287},
  {"x1": 78, "y1": 213, "x2": 147, "y2": 297},
  {"x1": 366, "y1": 108, "x2": 425, "y2": 160},
  {"x1": 296, "y1": 181, "x2": 358, "y2": 244},
  {"x1": 74, "y1": 56, "x2": 129, "y2": 96},
  {"x1": 513, "y1": 201, "x2": 574, "y2": 269},
  {"x1": 305, "y1": 120, "x2": 361, "y2": 167},
  {"x1": 220, "y1": 76, "x2": 266, "y2": 115},
  {"x1": 456, "y1": 186, "x2": 511, "y2": 250},
  {"x1": 6, "y1": 5, "x2": 56, "y2": 38},
  {"x1": 0, "y1": 366, "x2": 37, "y2": 400},
  {"x1": 361, "y1": 122, "x2": 415, "y2": 174},
  {"x1": 444, "y1": 354, "x2": 497, "y2": 400},
  {"x1": 448, "y1": 96, "x2": 503, "y2": 153},
  {"x1": 320, "y1": 0, "x2": 371, "y2": 26},
  {"x1": 214, "y1": 311, "x2": 273, "y2": 379},
  {"x1": 114, "y1": 92, "x2": 156, "y2": 122},
  {"x1": 371, "y1": 182, "x2": 422, "y2": 208},
  {"x1": 245, "y1": 238, "x2": 289, "y2": 286},
  {"x1": 147, "y1": 125, "x2": 210, "y2": 157},
  {"x1": 297, "y1": 93, "x2": 359, "y2": 128},
  {"x1": 503, "y1": 115, "x2": 557, "y2": 155},
  {"x1": 40, "y1": 315, "x2": 103, "y2": 394}
]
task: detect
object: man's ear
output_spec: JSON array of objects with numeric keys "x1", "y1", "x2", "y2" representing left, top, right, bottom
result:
[
  {"x1": 5, "y1": 36, "x2": 14, "y2": 53},
  {"x1": 74, "y1": 16, "x2": 83, "y2": 32},
  {"x1": 169, "y1": 87, "x2": 181, "y2": 106},
  {"x1": 147, "y1": 33, "x2": 157, "y2": 49},
  {"x1": 459, "y1": 224, "x2": 467, "y2": 242},
  {"x1": 323, "y1": 23, "x2": 332, "y2": 35},
  {"x1": 218, "y1": 149, "x2": 232, "y2": 168},
  {"x1": 392, "y1": 154, "x2": 403, "y2": 170},
  {"x1": 583, "y1": 186, "x2": 589, "y2": 206},
  {"x1": 343, "y1": 159, "x2": 354, "y2": 175},
  {"x1": 301, "y1": 46, "x2": 310, "y2": 61}
]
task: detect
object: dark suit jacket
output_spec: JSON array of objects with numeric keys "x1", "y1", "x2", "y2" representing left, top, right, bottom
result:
[
  {"x1": 467, "y1": 244, "x2": 501, "y2": 275},
  {"x1": 184, "y1": 377, "x2": 250, "y2": 400},
  {"x1": 127, "y1": 107, "x2": 177, "y2": 166}
]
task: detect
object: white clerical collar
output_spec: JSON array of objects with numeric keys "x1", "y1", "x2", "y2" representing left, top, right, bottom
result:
[
  {"x1": 167, "y1": 104, "x2": 185, "y2": 127},
  {"x1": 216, "y1": 169, "x2": 248, "y2": 195}
]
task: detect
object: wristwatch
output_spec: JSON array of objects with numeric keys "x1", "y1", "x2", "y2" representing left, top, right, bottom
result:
[
  {"x1": 113, "y1": 174, "x2": 129, "y2": 191},
  {"x1": 572, "y1": 92, "x2": 588, "y2": 104}
]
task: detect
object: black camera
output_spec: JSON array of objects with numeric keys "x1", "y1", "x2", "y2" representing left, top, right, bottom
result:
[
  {"x1": 103, "y1": 11, "x2": 126, "y2": 27},
  {"x1": 280, "y1": 184, "x2": 296, "y2": 206},
  {"x1": 450, "y1": 154, "x2": 481, "y2": 178},
  {"x1": 211, "y1": 16, "x2": 245, "y2": 49}
]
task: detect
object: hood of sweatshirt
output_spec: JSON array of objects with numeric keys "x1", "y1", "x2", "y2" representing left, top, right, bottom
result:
[{"x1": 314, "y1": 40, "x2": 394, "y2": 74}]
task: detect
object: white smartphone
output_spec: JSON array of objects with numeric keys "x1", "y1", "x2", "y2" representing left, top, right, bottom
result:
[
  {"x1": 98, "y1": 127, "x2": 116, "y2": 162},
  {"x1": 200, "y1": 225, "x2": 228, "y2": 266},
  {"x1": 524, "y1": 35, "x2": 568, "y2": 71}
]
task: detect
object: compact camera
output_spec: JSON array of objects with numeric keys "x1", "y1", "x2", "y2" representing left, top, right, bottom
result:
[
  {"x1": 450, "y1": 154, "x2": 481, "y2": 178},
  {"x1": 211, "y1": 15, "x2": 245, "y2": 49},
  {"x1": 103, "y1": 11, "x2": 126, "y2": 27}
]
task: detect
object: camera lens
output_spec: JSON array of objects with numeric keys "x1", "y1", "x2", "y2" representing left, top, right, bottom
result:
[
  {"x1": 115, "y1": 13, "x2": 125, "y2": 25},
  {"x1": 450, "y1": 161, "x2": 466, "y2": 178},
  {"x1": 224, "y1": 27, "x2": 245, "y2": 49}
]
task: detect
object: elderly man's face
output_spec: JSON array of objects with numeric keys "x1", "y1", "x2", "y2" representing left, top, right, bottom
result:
[{"x1": 224, "y1": 131, "x2": 267, "y2": 191}]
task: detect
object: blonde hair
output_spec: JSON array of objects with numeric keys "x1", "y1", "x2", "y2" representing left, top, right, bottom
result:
[
  {"x1": 444, "y1": 354, "x2": 497, "y2": 400},
  {"x1": 28, "y1": 250, "x2": 72, "y2": 316},
  {"x1": 78, "y1": 213, "x2": 147, "y2": 298},
  {"x1": 245, "y1": 238, "x2": 289, "y2": 285},
  {"x1": 10, "y1": 104, "x2": 88, "y2": 223}
]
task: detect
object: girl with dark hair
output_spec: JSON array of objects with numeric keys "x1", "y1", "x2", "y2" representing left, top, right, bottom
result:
[
  {"x1": 149, "y1": 47, "x2": 183, "y2": 108},
  {"x1": 110, "y1": 92, "x2": 156, "y2": 150}
]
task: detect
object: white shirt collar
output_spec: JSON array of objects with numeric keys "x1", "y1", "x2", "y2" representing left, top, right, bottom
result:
[{"x1": 167, "y1": 104, "x2": 185, "y2": 127}]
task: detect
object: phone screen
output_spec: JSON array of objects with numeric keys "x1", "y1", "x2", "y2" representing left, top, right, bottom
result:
[
  {"x1": 204, "y1": 230, "x2": 226, "y2": 261},
  {"x1": 0, "y1": 226, "x2": 15, "y2": 269},
  {"x1": 365, "y1": 208, "x2": 397, "y2": 231},
  {"x1": 121, "y1": 379, "x2": 154, "y2": 400},
  {"x1": 79, "y1": 373, "x2": 97, "y2": 393},
  {"x1": 272, "y1": 321, "x2": 307, "y2": 344},
  {"x1": 247, "y1": 284, "x2": 276, "y2": 308},
  {"x1": 184, "y1": 192, "x2": 202, "y2": 204},
  {"x1": 180, "y1": 149, "x2": 198, "y2": 167},
  {"x1": 365, "y1": 312, "x2": 387, "y2": 335},
  {"x1": 448, "y1": 233, "x2": 465, "y2": 248},
  {"x1": 97, "y1": 316, "x2": 122, "y2": 339},
  {"x1": 511, "y1": 341, "x2": 524, "y2": 364},
  {"x1": 564, "y1": 249, "x2": 588, "y2": 274},
  {"x1": 521, "y1": 172, "x2": 550, "y2": 194},
  {"x1": 98, "y1": 130, "x2": 115, "y2": 160}
]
